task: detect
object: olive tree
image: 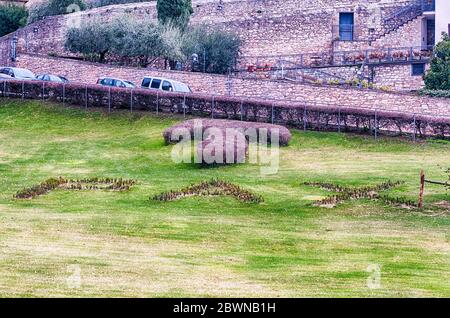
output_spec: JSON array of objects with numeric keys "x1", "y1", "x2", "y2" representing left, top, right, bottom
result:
[
  {"x1": 65, "y1": 19, "x2": 112, "y2": 62},
  {"x1": 182, "y1": 25, "x2": 241, "y2": 74}
]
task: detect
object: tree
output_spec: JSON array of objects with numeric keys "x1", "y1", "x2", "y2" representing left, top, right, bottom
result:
[
  {"x1": 157, "y1": 0, "x2": 193, "y2": 30},
  {"x1": 182, "y1": 26, "x2": 241, "y2": 74},
  {"x1": 65, "y1": 19, "x2": 112, "y2": 63},
  {"x1": 158, "y1": 22, "x2": 185, "y2": 69},
  {"x1": 424, "y1": 33, "x2": 450, "y2": 90},
  {"x1": 110, "y1": 17, "x2": 162, "y2": 67},
  {"x1": 28, "y1": 0, "x2": 86, "y2": 24},
  {"x1": 0, "y1": 4, "x2": 28, "y2": 37}
]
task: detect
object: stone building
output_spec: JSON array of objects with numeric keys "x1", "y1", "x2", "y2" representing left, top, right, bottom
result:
[{"x1": 0, "y1": 0, "x2": 449, "y2": 91}]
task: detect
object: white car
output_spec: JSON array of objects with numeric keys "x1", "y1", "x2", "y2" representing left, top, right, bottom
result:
[
  {"x1": 0, "y1": 67, "x2": 36, "y2": 80},
  {"x1": 141, "y1": 76, "x2": 192, "y2": 93}
]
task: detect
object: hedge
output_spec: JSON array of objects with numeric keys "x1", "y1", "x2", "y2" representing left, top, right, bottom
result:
[
  {"x1": 418, "y1": 89, "x2": 450, "y2": 98},
  {"x1": 1, "y1": 79, "x2": 449, "y2": 139}
]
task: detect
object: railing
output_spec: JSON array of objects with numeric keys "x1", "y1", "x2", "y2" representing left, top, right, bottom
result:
[
  {"x1": 383, "y1": 1, "x2": 422, "y2": 24},
  {"x1": 238, "y1": 46, "x2": 434, "y2": 72},
  {"x1": 421, "y1": 0, "x2": 435, "y2": 12}
]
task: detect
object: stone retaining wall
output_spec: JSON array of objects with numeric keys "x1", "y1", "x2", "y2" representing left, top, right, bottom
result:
[{"x1": 15, "y1": 53, "x2": 450, "y2": 116}]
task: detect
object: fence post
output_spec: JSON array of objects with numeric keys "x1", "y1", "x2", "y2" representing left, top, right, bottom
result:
[
  {"x1": 374, "y1": 109, "x2": 378, "y2": 139},
  {"x1": 271, "y1": 104, "x2": 274, "y2": 124},
  {"x1": 418, "y1": 170, "x2": 425, "y2": 209},
  {"x1": 62, "y1": 83, "x2": 66, "y2": 106},
  {"x1": 85, "y1": 85, "x2": 88, "y2": 109},
  {"x1": 156, "y1": 92, "x2": 159, "y2": 114},
  {"x1": 3, "y1": 81, "x2": 5, "y2": 97},
  {"x1": 183, "y1": 94, "x2": 186, "y2": 118},
  {"x1": 130, "y1": 89, "x2": 133, "y2": 113},
  {"x1": 240, "y1": 99, "x2": 243, "y2": 121},
  {"x1": 413, "y1": 113, "x2": 417, "y2": 142},
  {"x1": 21, "y1": 81, "x2": 24, "y2": 100},
  {"x1": 303, "y1": 104, "x2": 307, "y2": 131},
  {"x1": 338, "y1": 106, "x2": 341, "y2": 133},
  {"x1": 42, "y1": 82, "x2": 45, "y2": 102},
  {"x1": 211, "y1": 96, "x2": 215, "y2": 119},
  {"x1": 108, "y1": 87, "x2": 111, "y2": 113}
]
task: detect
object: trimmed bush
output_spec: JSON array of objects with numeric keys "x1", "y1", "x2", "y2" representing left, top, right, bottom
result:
[{"x1": 163, "y1": 119, "x2": 292, "y2": 146}]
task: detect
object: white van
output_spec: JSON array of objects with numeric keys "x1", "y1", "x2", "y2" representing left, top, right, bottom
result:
[{"x1": 141, "y1": 76, "x2": 192, "y2": 93}]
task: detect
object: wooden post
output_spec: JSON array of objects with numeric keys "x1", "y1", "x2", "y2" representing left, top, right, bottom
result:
[{"x1": 418, "y1": 170, "x2": 425, "y2": 208}]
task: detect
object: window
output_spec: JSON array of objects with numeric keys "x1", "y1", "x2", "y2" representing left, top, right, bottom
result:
[
  {"x1": 141, "y1": 77, "x2": 152, "y2": 88},
  {"x1": 101, "y1": 78, "x2": 114, "y2": 86},
  {"x1": 412, "y1": 63, "x2": 425, "y2": 76},
  {"x1": 150, "y1": 79, "x2": 162, "y2": 89},
  {"x1": 0, "y1": 68, "x2": 11, "y2": 76},
  {"x1": 114, "y1": 80, "x2": 125, "y2": 87},
  {"x1": 339, "y1": 13, "x2": 354, "y2": 41},
  {"x1": 162, "y1": 80, "x2": 173, "y2": 91}
]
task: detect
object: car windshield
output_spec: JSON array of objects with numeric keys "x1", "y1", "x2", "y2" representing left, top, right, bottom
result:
[
  {"x1": 14, "y1": 69, "x2": 35, "y2": 79},
  {"x1": 124, "y1": 81, "x2": 136, "y2": 88}
]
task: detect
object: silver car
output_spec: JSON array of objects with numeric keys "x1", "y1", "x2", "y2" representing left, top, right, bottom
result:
[{"x1": 0, "y1": 67, "x2": 36, "y2": 80}]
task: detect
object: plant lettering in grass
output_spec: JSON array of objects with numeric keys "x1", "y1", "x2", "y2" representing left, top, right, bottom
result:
[
  {"x1": 152, "y1": 179, "x2": 263, "y2": 204},
  {"x1": 303, "y1": 180, "x2": 416, "y2": 208},
  {"x1": 14, "y1": 177, "x2": 136, "y2": 199}
]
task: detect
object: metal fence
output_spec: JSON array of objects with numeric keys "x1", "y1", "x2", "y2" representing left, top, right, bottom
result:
[{"x1": 1, "y1": 79, "x2": 449, "y2": 141}]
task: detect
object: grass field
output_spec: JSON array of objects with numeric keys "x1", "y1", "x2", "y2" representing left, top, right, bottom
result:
[{"x1": 0, "y1": 99, "x2": 449, "y2": 297}]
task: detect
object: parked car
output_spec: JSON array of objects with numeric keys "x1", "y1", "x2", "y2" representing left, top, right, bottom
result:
[
  {"x1": 0, "y1": 67, "x2": 35, "y2": 80},
  {"x1": 141, "y1": 76, "x2": 192, "y2": 93},
  {"x1": 36, "y1": 74, "x2": 69, "y2": 83},
  {"x1": 97, "y1": 77, "x2": 136, "y2": 88}
]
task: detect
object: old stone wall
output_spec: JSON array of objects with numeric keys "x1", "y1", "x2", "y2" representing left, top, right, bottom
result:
[
  {"x1": 15, "y1": 54, "x2": 450, "y2": 116},
  {"x1": 0, "y1": 0, "x2": 418, "y2": 62}
]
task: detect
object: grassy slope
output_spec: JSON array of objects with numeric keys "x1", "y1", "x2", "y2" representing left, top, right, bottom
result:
[{"x1": 0, "y1": 100, "x2": 449, "y2": 297}]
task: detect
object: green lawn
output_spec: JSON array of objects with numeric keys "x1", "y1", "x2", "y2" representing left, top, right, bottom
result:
[{"x1": 0, "y1": 99, "x2": 449, "y2": 297}]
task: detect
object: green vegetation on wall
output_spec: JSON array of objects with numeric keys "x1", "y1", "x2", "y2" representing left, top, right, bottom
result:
[
  {"x1": 424, "y1": 33, "x2": 450, "y2": 91},
  {"x1": 0, "y1": 4, "x2": 28, "y2": 37},
  {"x1": 28, "y1": 0, "x2": 87, "y2": 24}
]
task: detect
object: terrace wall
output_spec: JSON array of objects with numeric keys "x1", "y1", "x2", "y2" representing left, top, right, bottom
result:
[{"x1": 15, "y1": 54, "x2": 450, "y2": 116}]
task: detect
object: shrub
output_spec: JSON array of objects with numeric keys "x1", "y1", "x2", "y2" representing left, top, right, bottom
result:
[
  {"x1": 182, "y1": 25, "x2": 241, "y2": 74},
  {"x1": 418, "y1": 89, "x2": 450, "y2": 98},
  {"x1": 163, "y1": 119, "x2": 292, "y2": 147},
  {"x1": 424, "y1": 33, "x2": 450, "y2": 90},
  {"x1": 28, "y1": 0, "x2": 87, "y2": 24},
  {"x1": 0, "y1": 4, "x2": 28, "y2": 37}
]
